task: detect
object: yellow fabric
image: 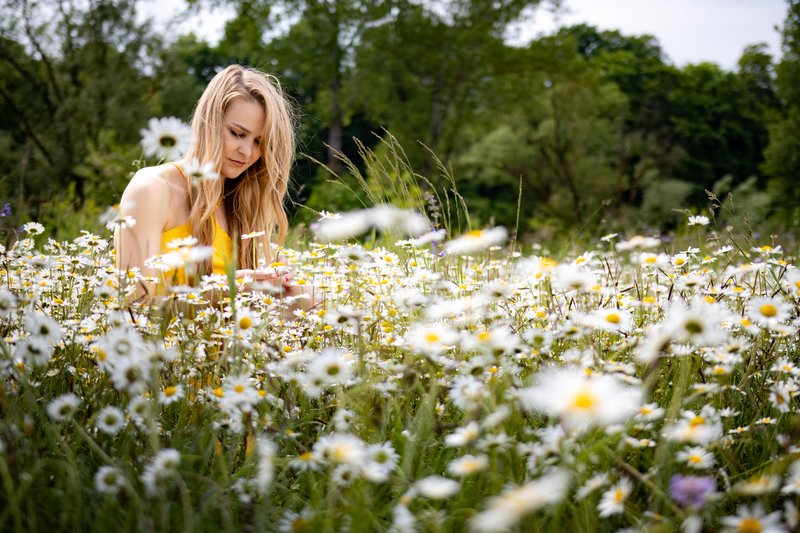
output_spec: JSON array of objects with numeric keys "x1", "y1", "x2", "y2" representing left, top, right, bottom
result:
[{"x1": 160, "y1": 217, "x2": 233, "y2": 285}]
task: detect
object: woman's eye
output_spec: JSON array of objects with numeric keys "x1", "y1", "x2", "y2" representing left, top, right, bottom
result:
[{"x1": 229, "y1": 129, "x2": 243, "y2": 138}]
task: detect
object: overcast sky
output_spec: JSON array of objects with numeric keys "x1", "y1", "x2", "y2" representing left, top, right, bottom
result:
[{"x1": 139, "y1": 0, "x2": 788, "y2": 71}]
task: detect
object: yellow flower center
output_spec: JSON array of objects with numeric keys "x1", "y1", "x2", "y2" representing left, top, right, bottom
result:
[
  {"x1": 760, "y1": 304, "x2": 777, "y2": 317},
  {"x1": 214, "y1": 387, "x2": 224, "y2": 398},
  {"x1": 690, "y1": 416, "x2": 705, "y2": 427},
  {"x1": 737, "y1": 518, "x2": 762, "y2": 533},
  {"x1": 234, "y1": 384, "x2": 245, "y2": 394},
  {"x1": 466, "y1": 230, "x2": 483, "y2": 238},
  {"x1": 689, "y1": 454, "x2": 703, "y2": 463},
  {"x1": 675, "y1": 258, "x2": 685, "y2": 266},
  {"x1": 613, "y1": 489, "x2": 625, "y2": 503},
  {"x1": 571, "y1": 391, "x2": 595, "y2": 410},
  {"x1": 299, "y1": 451, "x2": 314, "y2": 461},
  {"x1": 425, "y1": 333, "x2": 441, "y2": 343},
  {"x1": 605, "y1": 313, "x2": 621, "y2": 324},
  {"x1": 478, "y1": 331, "x2": 491, "y2": 341},
  {"x1": 164, "y1": 386, "x2": 177, "y2": 397}
]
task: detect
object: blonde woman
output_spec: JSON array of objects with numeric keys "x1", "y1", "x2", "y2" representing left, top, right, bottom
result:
[{"x1": 116, "y1": 64, "x2": 300, "y2": 301}]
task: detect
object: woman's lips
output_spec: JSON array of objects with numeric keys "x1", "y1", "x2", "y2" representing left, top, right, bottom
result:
[{"x1": 229, "y1": 158, "x2": 246, "y2": 167}]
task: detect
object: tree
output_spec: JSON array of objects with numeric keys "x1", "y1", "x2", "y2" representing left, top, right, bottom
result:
[
  {"x1": 763, "y1": 0, "x2": 800, "y2": 223},
  {"x1": 0, "y1": 0, "x2": 154, "y2": 220}
]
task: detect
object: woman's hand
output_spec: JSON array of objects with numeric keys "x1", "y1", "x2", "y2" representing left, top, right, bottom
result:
[{"x1": 234, "y1": 268, "x2": 293, "y2": 293}]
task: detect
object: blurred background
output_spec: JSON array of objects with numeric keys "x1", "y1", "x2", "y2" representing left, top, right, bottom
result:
[{"x1": 0, "y1": 0, "x2": 798, "y2": 242}]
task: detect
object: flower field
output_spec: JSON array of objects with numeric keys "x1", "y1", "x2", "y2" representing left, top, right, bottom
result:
[{"x1": 1, "y1": 216, "x2": 799, "y2": 532}]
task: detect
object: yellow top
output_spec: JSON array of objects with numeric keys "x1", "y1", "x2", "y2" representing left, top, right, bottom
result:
[
  {"x1": 157, "y1": 162, "x2": 233, "y2": 286},
  {"x1": 160, "y1": 217, "x2": 233, "y2": 285}
]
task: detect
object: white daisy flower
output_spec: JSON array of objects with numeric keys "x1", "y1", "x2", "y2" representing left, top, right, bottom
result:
[
  {"x1": 94, "y1": 466, "x2": 126, "y2": 495},
  {"x1": 140, "y1": 116, "x2": 192, "y2": 160},
  {"x1": 597, "y1": 477, "x2": 632, "y2": 517},
  {"x1": 720, "y1": 504, "x2": 786, "y2": 533},
  {"x1": 95, "y1": 405, "x2": 126, "y2": 435},
  {"x1": 444, "y1": 227, "x2": 507, "y2": 255},
  {"x1": 46, "y1": 393, "x2": 81, "y2": 421},
  {"x1": 416, "y1": 476, "x2": 460, "y2": 499},
  {"x1": 182, "y1": 157, "x2": 219, "y2": 184},
  {"x1": 447, "y1": 454, "x2": 488, "y2": 477}
]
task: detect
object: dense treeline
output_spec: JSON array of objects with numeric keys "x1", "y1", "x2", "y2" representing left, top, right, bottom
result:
[{"x1": 0, "y1": 0, "x2": 798, "y2": 239}]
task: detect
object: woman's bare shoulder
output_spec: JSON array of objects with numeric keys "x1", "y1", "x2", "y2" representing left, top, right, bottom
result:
[{"x1": 124, "y1": 163, "x2": 184, "y2": 195}]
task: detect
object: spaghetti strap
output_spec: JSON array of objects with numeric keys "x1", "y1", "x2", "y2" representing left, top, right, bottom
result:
[{"x1": 171, "y1": 162, "x2": 189, "y2": 181}]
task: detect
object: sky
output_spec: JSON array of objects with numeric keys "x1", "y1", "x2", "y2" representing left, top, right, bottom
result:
[{"x1": 138, "y1": 0, "x2": 788, "y2": 71}]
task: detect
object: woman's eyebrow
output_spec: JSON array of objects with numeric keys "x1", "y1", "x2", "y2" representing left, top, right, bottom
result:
[{"x1": 228, "y1": 122, "x2": 252, "y2": 134}]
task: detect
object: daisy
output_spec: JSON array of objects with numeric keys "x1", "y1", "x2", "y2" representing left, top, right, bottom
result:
[
  {"x1": 676, "y1": 446, "x2": 715, "y2": 469},
  {"x1": 158, "y1": 384, "x2": 184, "y2": 405},
  {"x1": 404, "y1": 323, "x2": 458, "y2": 358},
  {"x1": 182, "y1": 157, "x2": 219, "y2": 184},
  {"x1": 306, "y1": 349, "x2": 354, "y2": 387},
  {"x1": 21, "y1": 221, "x2": 45, "y2": 235},
  {"x1": 747, "y1": 296, "x2": 791, "y2": 328},
  {"x1": 688, "y1": 215, "x2": 710, "y2": 226},
  {"x1": 46, "y1": 393, "x2": 81, "y2": 421},
  {"x1": 416, "y1": 476, "x2": 460, "y2": 499},
  {"x1": 140, "y1": 116, "x2": 192, "y2": 160},
  {"x1": 469, "y1": 469, "x2": 571, "y2": 532},
  {"x1": 598, "y1": 477, "x2": 632, "y2": 517},
  {"x1": 313, "y1": 433, "x2": 366, "y2": 467},
  {"x1": 95, "y1": 405, "x2": 126, "y2": 435},
  {"x1": 445, "y1": 421, "x2": 481, "y2": 447},
  {"x1": 94, "y1": 466, "x2": 126, "y2": 495},
  {"x1": 720, "y1": 504, "x2": 786, "y2": 533},
  {"x1": 444, "y1": 227, "x2": 507, "y2": 255},
  {"x1": 519, "y1": 367, "x2": 642, "y2": 433},
  {"x1": 781, "y1": 461, "x2": 800, "y2": 494},
  {"x1": 447, "y1": 454, "x2": 488, "y2": 477}
]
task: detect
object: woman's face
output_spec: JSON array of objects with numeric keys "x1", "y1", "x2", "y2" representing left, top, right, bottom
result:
[{"x1": 221, "y1": 97, "x2": 265, "y2": 179}]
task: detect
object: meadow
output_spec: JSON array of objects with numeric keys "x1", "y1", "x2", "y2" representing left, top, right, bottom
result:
[{"x1": 0, "y1": 199, "x2": 798, "y2": 532}]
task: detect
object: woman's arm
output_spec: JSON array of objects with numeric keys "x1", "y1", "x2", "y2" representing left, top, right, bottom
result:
[{"x1": 114, "y1": 168, "x2": 171, "y2": 301}]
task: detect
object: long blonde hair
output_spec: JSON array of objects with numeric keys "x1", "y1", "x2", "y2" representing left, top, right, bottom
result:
[{"x1": 184, "y1": 64, "x2": 295, "y2": 271}]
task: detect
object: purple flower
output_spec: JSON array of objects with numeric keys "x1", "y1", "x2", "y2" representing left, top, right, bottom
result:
[
  {"x1": 669, "y1": 475, "x2": 716, "y2": 508},
  {"x1": 0, "y1": 203, "x2": 10, "y2": 217}
]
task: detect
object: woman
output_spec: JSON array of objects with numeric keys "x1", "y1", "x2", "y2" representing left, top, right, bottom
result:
[{"x1": 115, "y1": 64, "x2": 298, "y2": 301}]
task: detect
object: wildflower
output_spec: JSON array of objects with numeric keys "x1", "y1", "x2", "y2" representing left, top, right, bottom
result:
[
  {"x1": 416, "y1": 476, "x2": 460, "y2": 499},
  {"x1": 255, "y1": 437, "x2": 277, "y2": 494},
  {"x1": 389, "y1": 505, "x2": 416, "y2": 533},
  {"x1": 140, "y1": 116, "x2": 192, "y2": 160},
  {"x1": 770, "y1": 381, "x2": 796, "y2": 413},
  {"x1": 445, "y1": 421, "x2": 481, "y2": 447},
  {"x1": 21, "y1": 222, "x2": 45, "y2": 236},
  {"x1": 747, "y1": 296, "x2": 790, "y2": 328},
  {"x1": 306, "y1": 349, "x2": 354, "y2": 387},
  {"x1": 47, "y1": 393, "x2": 81, "y2": 421},
  {"x1": 25, "y1": 312, "x2": 64, "y2": 345},
  {"x1": 408, "y1": 228, "x2": 447, "y2": 247},
  {"x1": 553, "y1": 265, "x2": 595, "y2": 292},
  {"x1": 519, "y1": 367, "x2": 642, "y2": 433},
  {"x1": 720, "y1": 504, "x2": 786, "y2": 533},
  {"x1": 616, "y1": 235, "x2": 661, "y2": 251},
  {"x1": 404, "y1": 323, "x2": 458, "y2": 358},
  {"x1": 669, "y1": 475, "x2": 716, "y2": 508},
  {"x1": 598, "y1": 477, "x2": 632, "y2": 517},
  {"x1": 314, "y1": 433, "x2": 366, "y2": 467},
  {"x1": 158, "y1": 384, "x2": 184, "y2": 405},
  {"x1": 94, "y1": 466, "x2": 126, "y2": 495},
  {"x1": 676, "y1": 446, "x2": 715, "y2": 469},
  {"x1": 278, "y1": 508, "x2": 314, "y2": 533},
  {"x1": 588, "y1": 308, "x2": 633, "y2": 333},
  {"x1": 362, "y1": 442, "x2": 398, "y2": 482},
  {"x1": 449, "y1": 375, "x2": 489, "y2": 411},
  {"x1": 0, "y1": 290, "x2": 17, "y2": 318},
  {"x1": 469, "y1": 469, "x2": 570, "y2": 532},
  {"x1": 663, "y1": 407, "x2": 723, "y2": 445},
  {"x1": 444, "y1": 227, "x2": 507, "y2": 255},
  {"x1": 16, "y1": 337, "x2": 54, "y2": 367},
  {"x1": 182, "y1": 158, "x2": 219, "y2": 184},
  {"x1": 141, "y1": 448, "x2": 181, "y2": 496},
  {"x1": 95, "y1": 405, "x2": 126, "y2": 435},
  {"x1": 289, "y1": 451, "x2": 322, "y2": 472},
  {"x1": 235, "y1": 307, "x2": 260, "y2": 332},
  {"x1": 687, "y1": 215, "x2": 710, "y2": 226},
  {"x1": 576, "y1": 473, "x2": 609, "y2": 500},
  {"x1": 447, "y1": 454, "x2": 488, "y2": 477},
  {"x1": 662, "y1": 300, "x2": 727, "y2": 347},
  {"x1": 734, "y1": 475, "x2": 781, "y2": 496}
]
